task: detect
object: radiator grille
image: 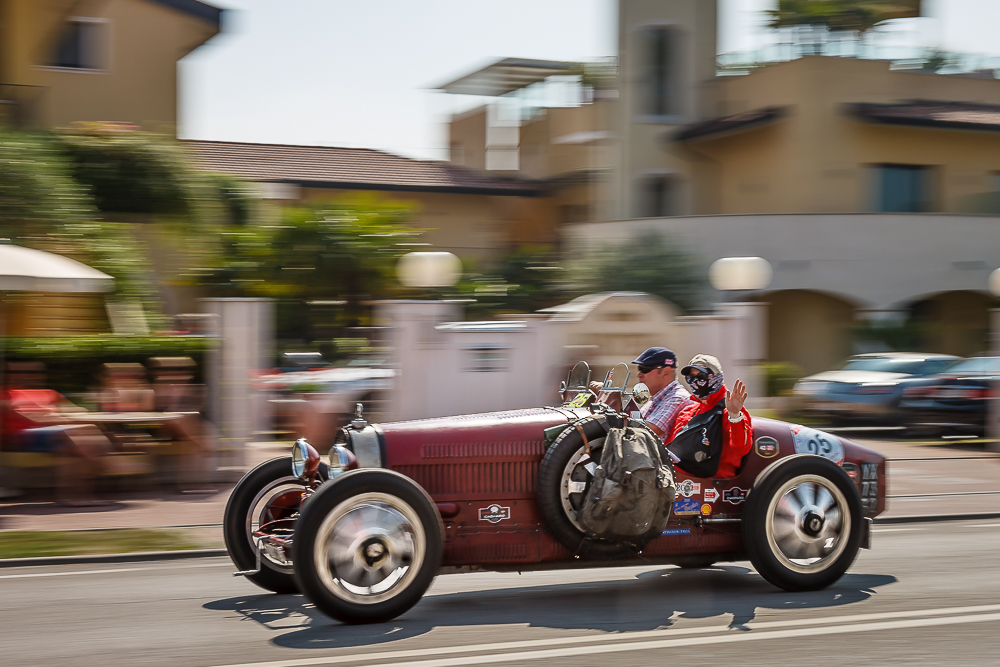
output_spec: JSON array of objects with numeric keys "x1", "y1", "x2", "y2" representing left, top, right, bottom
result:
[
  {"x1": 393, "y1": 461, "x2": 539, "y2": 495},
  {"x1": 422, "y1": 441, "x2": 544, "y2": 459}
]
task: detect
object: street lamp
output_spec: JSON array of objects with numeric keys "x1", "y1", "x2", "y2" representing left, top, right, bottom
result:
[{"x1": 396, "y1": 251, "x2": 462, "y2": 288}]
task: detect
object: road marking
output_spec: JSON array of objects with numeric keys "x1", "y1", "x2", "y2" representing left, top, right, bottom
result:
[
  {"x1": 966, "y1": 523, "x2": 1000, "y2": 528},
  {"x1": 205, "y1": 604, "x2": 1000, "y2": 667},
  {"x1": 0, "y1": 567, "x2": 148, "y2": 579},
  {"x1": 873, "y1": 528, "x2": 922, "y2": 532}
]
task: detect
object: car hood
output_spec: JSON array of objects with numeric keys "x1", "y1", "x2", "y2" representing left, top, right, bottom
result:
[{"x1": 801, "y1": 370, "x2": 911, "y2": 385}]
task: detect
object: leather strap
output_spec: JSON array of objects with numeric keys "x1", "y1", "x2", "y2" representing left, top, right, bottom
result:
[{"x1": 572, "y1": 422, "x2": 591, "y2": 457}]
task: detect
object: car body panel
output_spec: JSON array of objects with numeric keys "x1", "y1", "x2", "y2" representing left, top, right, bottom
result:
[{"x1": 349, "y1": 409, "x2": 888, "y2": 568}]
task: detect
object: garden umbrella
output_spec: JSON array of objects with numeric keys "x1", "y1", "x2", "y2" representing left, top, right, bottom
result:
[{"x1": 0, "y1": 242, "x2": 114, "y2": 495}]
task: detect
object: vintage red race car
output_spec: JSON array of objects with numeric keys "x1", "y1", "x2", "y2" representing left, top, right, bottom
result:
[{"x1": 224, "y1": 361, "x2": 886, "y2": 625}]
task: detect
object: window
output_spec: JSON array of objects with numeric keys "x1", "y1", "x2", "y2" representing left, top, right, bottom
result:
[
  {"x1": 642, "y1": 27, "x2": 682, "y2": 117},
  {"x1": 636, "y1": 174, "x2": 677, "y2": 218},
  {"x1": 465, "y1": 346, "x2": 508, "y2": 372},
  {"x1": 876, "y1": 164, "x2": 931, "y2": 212},
  {"x1": 50, "y1": 19, "x2": 107, "y2": 70}
]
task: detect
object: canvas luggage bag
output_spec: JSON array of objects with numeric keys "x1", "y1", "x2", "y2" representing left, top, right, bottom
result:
[{"x1": 577, "y1": 418, "x2": 676, "y2": 545}]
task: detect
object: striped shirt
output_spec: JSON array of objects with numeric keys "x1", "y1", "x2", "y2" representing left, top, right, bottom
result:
[{"x1": 640, "y1": 380, "x2": 692, "y2": 441}]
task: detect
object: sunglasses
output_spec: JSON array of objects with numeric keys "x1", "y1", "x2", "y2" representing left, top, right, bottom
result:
[
  {"x1": 682, "y1": 366, "x2": 711, "y2": 379},
  {"x1": 636, "y1": 364, "x2": 666, "y2": 374}
]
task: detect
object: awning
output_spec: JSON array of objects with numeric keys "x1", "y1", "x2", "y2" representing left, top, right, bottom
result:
[
  {"x1": 849, "y1": 100, "x2": 1000, "y2": 134},
  {"x1": 436, "y1": 58, "x2": 581, "y2": 97},
  {"x1": 673, "y1": 106, "x2": 787, "y2": 143},
  {"x1": 0, "y1": 243, "x2": 114, "y2": 293}
]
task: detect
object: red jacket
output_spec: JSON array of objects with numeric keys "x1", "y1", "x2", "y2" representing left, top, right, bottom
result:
[{"x1": 667, "y1": 385, "x2": 752, "y2": 479}]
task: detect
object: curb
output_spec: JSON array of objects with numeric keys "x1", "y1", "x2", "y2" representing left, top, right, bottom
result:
[
  {"x1": 874, "y1": 512, "x2": 1000, "y2": 525},
  {"x1": 0, "y1": 548, "x2": 228, "y2": 569}
]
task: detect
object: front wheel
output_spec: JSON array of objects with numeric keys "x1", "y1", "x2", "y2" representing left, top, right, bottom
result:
[
  {"x1": 743, "y1": 454, "x2": 863, "y2": 591},
  {"x1": 293, "y1": 469, "x2": 444, "y2": 624}
]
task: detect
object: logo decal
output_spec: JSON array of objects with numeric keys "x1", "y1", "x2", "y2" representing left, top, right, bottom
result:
[
  {"x1": 662, "y1": 527, "x2": 691, "y2": 536},
  {"x1": 672, "y1": 497, "x2": 701, "y2": 516},
  {"x1": 722, "y1": 487, "x2": 747, "y2": 504},
  {"x1": 676, "y1": 480, "x2": 702, "y2": 498},
  {"x1": 840, "y1": 462, "x2": 859, "y2": 481},
  {"x1": 755, "y1": 436, "x2": 779, "y2": 458},
  {"x1": 701, "y1": 503, "x2": 712, "y2": 515},
  {"x1": 703, "y1": 488, "x2": 719, "y2": 503},
  {"x1": 478, "y1": 504, "x2": 511, "y2": 523}
]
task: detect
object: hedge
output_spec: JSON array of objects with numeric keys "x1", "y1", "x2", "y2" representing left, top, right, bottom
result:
[{"x1": 3, "y1": 335, "x2": 213, "y2": 394}]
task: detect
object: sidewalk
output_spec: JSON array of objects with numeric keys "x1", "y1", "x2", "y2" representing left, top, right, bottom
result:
[{"x1": 1, "y1": 437, "x2": 999, "y2": 536}]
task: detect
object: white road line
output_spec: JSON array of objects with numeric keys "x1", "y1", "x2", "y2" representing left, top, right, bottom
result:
[
  {"x1": 967, "y1": 523, "x2": 1000, "y2": 528},
  {"x1": 206, "y1": 604, "x2": 1000, "y2": 667},
  {"x1": 873, "y1": 527, "x2": 922, "y2": 532},
  {"x1": 0, "y1": 567, "x2": 149, "y2": 579}
]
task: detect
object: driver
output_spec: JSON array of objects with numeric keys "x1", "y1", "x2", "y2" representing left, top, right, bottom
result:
[{"x1": 627, "y1": 347, "x2": 693, "y2": 442}]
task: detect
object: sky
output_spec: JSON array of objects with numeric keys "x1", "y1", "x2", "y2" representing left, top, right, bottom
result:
[{"x1": 180, "y1": 0, "x2": 1000, "y2": 161}]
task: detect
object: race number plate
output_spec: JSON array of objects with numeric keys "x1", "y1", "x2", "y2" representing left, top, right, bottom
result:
[{"x1": 789, "y1": 425, "x2": 845, "y2": 464}]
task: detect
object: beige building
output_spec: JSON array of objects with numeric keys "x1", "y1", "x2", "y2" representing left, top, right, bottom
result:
[
  {"x1": 440, "y1": 0, "x2": 1000, "y2": 375},
  {"x1": 0, "y1": 0, "x2": 221, "y2": 131}
]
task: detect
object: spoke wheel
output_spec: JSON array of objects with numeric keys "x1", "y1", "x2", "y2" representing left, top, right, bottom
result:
[
  {"x1": 294, "y1": 469, "x2": 443, "y2": 624},
  {"x1": 744, "y1": 455, "x2": 863, "y2": 591}
]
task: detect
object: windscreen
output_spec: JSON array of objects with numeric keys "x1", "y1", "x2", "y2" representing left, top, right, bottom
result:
[{"x1": 840, "y1": 357, "x2": 952, "y2": 375}]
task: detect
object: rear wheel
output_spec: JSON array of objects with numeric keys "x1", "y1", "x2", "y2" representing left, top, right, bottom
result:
[
  {"x1": 293, "y1": 469, "x2": 443, "y2": 624},
  {"x1": 743, "y1": 455, "x2": 863, "y2": 591}
]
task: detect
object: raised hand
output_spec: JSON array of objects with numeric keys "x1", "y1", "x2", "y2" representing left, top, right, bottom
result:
[{"x1": 726, "y1": 378, "x2": 748, "y2": 415}]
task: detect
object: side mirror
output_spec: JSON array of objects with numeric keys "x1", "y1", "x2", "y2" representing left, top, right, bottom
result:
[
  {"x1": 631, "y1": 383, "x2": 651, "y2": 407},
  {"x1": 559, "y1": 380, "x2": 567, "y2": 401}
]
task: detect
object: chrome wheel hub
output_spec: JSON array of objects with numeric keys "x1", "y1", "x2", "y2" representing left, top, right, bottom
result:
[
  {"x1": 314, "y1": 492, "x2": 426, "y2": 604},
  {"x1": 247, "y1": 477, "x2": 302, "y2": 570},
  {"x1": 765, "y1": 474, "x2": 851, "y2": 574}
]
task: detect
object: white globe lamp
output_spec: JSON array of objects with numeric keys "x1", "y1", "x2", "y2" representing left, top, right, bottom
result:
[
  {"x1": 709, "y1": 256, "x2": 773, "y2": 292},
  {"x1": 396, "y1": 251, "x2": 462, "y2": 288}
]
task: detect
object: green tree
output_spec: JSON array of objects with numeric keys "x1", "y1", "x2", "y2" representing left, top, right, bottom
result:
[
  {"x1": 569, "y1": 231, "x2": 707, "y2": 313},
  {"x1": 766, "y1": 0, "x2": 920, "y2": 35},
  {"x1": 199, "y1": 197, "x2": 422, "y2": 340}
]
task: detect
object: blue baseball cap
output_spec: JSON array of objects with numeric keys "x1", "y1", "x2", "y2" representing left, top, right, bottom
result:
[{"x1": 631, "y1": 347, "x2": 677, "y2": 368}]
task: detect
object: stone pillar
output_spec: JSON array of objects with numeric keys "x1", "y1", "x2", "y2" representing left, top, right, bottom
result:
[{"x1": 201, "y1": 298, "x2": 274, "y2": 472}]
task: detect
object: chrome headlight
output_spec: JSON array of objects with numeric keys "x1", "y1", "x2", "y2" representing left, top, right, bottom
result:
[
  {"x1": 291, "y1": 438, "x2": 319, "y2": 479},
  {"x1": 328, "y1": 443, "x2": 359, "y2": 478}
]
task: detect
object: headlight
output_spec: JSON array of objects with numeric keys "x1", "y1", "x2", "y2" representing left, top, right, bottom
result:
[
  {"x1": 291, "y1": 438, "x2": 319, "y2": 479},
  {"x1": 328, "y1": 444, "x2": 359, "y2": 478}
]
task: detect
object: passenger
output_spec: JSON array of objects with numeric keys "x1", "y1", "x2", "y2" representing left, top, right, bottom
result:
[{"x1": 668, "y1": 354, "x2": 751, "y2": 479}]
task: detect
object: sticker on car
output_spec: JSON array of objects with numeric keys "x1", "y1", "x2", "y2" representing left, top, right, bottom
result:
[
  {"x1": 676, "y1": 480, "x2": 701, "y2": 497},
  {"x1": 662, "y1": 527, "x2": 692, "y2": 536},
  {"x1": 790, "y1": 425, "x2": 845, "y2": 464},
  {"x1": 704, "y1": 488, "x2": 719, "y2": 503},
  {"x1": 672, "y1": 498, "x2": 701, "y2": 515},
  {"x1": 478, "y1": 504, "x2": 511, "y2": 523},
  {"x1": 755, "y1": 436, "x2": 779, "y2": 458},
  {"x1": 722, "y1": 487, "x2": 747, "y2": 504}
]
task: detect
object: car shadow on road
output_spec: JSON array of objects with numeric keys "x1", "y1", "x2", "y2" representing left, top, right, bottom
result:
[{"x1": 204, "y1": 566, "x2": 897, "y2": 650}]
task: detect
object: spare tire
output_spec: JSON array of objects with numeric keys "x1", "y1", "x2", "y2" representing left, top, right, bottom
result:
[{"x1": 537, "y1": 416, "x2": 653, "y2": 559}]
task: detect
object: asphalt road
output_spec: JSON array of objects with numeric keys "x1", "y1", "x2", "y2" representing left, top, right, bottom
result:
[{"x1": 4, "y1": 521, "x2": 1000, "y2": 667}]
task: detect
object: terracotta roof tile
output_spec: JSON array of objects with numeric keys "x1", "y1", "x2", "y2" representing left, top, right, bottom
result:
[
  {"x1": 673, "y1": 106, "x2": 787, "y2": 143},
  {"x1": 183, "y1": 140, "x2": 543, "y2": 196}
]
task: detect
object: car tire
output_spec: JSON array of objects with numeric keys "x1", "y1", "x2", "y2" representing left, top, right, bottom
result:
[
  {"x1": 223, "y1": 456, "x2": 328, "y2": 594},
  {"x1": 743, "y1": 454, "x2": 863, "y2": 591},
  {"x1": 536, "y1": 416, "x2": 644, "y2": 559},
  {"x1": 293, "y1": 469, "x2": 443, "y2": 624}
]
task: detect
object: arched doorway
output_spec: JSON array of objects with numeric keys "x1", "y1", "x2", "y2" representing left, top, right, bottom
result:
[
  {"x1": 908, "y1": 291, "x2": 998, "y2": 358},
  {"x1": 761, "y1": 290, "x2": 858, "y2": 377}
]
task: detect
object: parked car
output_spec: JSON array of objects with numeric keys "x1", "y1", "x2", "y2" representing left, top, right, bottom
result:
[
  {"x1": 225, "y1": 360, "x2": 886, "y2": 625},
  {"x1": 792, "y1": 352, "x2": 960, "y2": 424},
  {"x1": 899, "y1": 355, "x2": 1000, "y2": 435}
]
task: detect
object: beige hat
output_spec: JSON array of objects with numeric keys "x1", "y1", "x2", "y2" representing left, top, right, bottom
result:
[{"x1": 680, "y1": 353, "x2": 723, "y2": 377}]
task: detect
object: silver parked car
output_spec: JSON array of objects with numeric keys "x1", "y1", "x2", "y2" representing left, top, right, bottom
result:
[{"x1": 793, "y1": 352, "x2": 961, "y2": 424}]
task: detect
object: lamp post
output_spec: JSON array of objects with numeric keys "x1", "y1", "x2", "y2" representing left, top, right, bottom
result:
[{"x1": 708, "y1": 257, "x2": 773, "y2": 405}]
